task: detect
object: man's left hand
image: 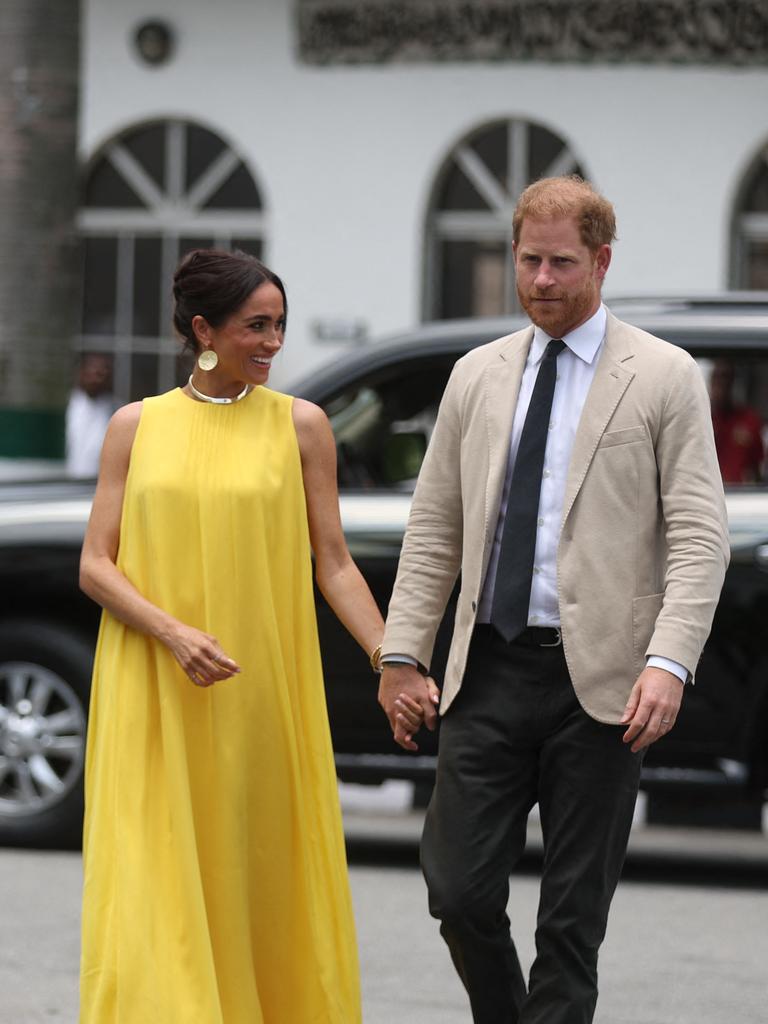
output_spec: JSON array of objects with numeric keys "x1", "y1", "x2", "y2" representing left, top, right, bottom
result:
[{"x1": 620, "y1": 666, "x2": 684, "y2": 753}]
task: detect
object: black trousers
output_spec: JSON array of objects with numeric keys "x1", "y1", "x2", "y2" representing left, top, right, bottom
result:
[{"x1": 421, "y1": 625, "x2": 643, "y2": 1024}]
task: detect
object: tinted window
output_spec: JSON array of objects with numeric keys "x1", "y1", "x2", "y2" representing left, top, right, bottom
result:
[
  {"x1": 695, "y1": 352, "x2": 768, "y2": 486},
  {"x1": 322, "y1": 357, "x2": 456, "y2": 489},
  {"x1": 322, "y1": 342, "x2": 768, "y2": 491}
]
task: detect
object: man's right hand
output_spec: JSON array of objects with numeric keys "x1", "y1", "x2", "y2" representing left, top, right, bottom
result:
[{"x1": 378, "y1": 664, "x2": 440, "y2": 751}]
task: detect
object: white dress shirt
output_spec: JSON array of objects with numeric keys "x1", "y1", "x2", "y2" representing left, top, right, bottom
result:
[
  {"x1": 477, "y1": 307, "x2": 605, "y2": 626},
  {"x1": 65, "y1": 389, "x2": 118, "y2": 478},
  {"x1": 386, "y1": 304, "x2": 686, "y2": 684}
]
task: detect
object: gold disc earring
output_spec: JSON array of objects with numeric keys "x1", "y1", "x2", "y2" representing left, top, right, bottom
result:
[{"x1": 198, "y1": 349, "x2": 218, "y2": 371}]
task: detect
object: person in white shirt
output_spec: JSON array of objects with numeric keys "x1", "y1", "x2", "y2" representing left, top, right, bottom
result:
[
  {"x1": 377, "y1": 176, "x2": 729, "y2": 1024},
  {"x1": 65, "y1": 354, "x2": 119, "y2": 478}
]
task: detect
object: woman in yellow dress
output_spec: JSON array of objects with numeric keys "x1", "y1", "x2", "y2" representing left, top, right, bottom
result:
[{"x1": 78, "y1": 249, "x2": 424, "y2": 1022}]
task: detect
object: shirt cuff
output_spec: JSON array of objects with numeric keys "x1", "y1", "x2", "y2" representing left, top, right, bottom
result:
[
  {"x1": 647, "y1": 655, "x2": 688, "y2": 684},
  {"x1": 380, "y1": 653, "x2": 419, "y2": 667}
]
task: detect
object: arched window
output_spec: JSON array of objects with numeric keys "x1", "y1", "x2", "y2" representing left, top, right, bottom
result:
[
  {"x1": 732, "y1": 142, "x2": 768, "y2": 290},
  {"x1": 425, "y1": 118, "x2": 587, "y2": 320},
  {"x1": 78, "y1": 119, "x2": 266, "y2": 401}
]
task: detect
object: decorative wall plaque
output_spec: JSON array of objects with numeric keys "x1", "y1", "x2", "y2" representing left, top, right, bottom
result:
[{"x1": 297, "y1": 0, "x2": 768, "y2": 66}]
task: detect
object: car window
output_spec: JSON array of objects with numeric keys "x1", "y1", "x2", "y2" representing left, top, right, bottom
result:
[
  {"x1": 322, "y1": 356, "x2": 455, "y2": 490},
  {"x1": 321, "y1": 342, "x2": 768, "y2": 492},
  {"x1": 693, "y1": 350, "x2": 768, "y2": 487}
]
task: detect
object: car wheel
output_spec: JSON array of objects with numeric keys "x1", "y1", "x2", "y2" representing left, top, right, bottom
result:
[{"x1": 0, "y1": 621, "x2": 92, "y2": 849}]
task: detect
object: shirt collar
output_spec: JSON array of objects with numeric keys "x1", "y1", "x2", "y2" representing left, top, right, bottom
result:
[{"x1": 530, "y1": 304, "x2": 606, "y2": 366}]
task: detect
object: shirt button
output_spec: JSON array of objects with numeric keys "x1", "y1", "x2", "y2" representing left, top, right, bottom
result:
[
  {"x1": 530, "y1": 615, "x2": 539, "y2": 624},
  {"x1": 533, "y1": 567, "x2": 540, "y2": 575},
  {"x1": 549, "y1": 422, "x2": 555, "y2": 430},
  {"x1": 543, "y1": 469, "x2": 551, "y2": 478},
  {"x1": 538, "y1": 517, "x2": 544, "y2": 526}
]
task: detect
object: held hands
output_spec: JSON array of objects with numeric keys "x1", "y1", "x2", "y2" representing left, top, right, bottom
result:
[
  {"x1": 164, "y1": 622, "x2": 241, "y2": 687},
  {"x1": 378, "y1": 664, "x2": 440, "y2": 752},
  {"x1": 620, "y1": 665, "x2": 684, "y2": 753}
]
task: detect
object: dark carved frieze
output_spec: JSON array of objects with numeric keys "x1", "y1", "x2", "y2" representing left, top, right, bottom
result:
[{"x1": 297, "y1": 0, "x2": 768, "y2": 66}]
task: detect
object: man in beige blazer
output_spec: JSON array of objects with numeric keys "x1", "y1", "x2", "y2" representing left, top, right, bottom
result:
[{"x1": 378, "y1": 176, "x2": 729, "y2": 1024}]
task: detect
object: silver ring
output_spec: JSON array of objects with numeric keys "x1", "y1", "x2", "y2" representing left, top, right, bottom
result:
[{"x1": 661, "y1": 718, "x2": 671, "y2": 724}]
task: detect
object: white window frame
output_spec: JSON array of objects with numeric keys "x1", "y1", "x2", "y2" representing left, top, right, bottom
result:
[
  {"x1": 78, "y1": 119, "x2": 266, "y2": 400},
  {"x1": 731, "y1": 143, "x2": 768, "y2": 289},
  {"x1": 424, "y1": 118, "x2": 584, "y2": 319}
]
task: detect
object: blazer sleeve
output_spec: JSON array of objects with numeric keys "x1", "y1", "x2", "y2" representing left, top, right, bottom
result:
[
  {"x1": 646, "y1": 353, "x2": 730, "y2": 676},
  {"x1": 382, "y1": 364, "x2": 465, "y2": 669}
]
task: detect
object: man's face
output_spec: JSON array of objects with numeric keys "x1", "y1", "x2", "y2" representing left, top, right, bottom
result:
[
  {"x1": 79, "y1": 355, "x2": 112, "y2": 398},
  {"x1": 513, "y1": 216, "x2": 611, "y2": 338}
]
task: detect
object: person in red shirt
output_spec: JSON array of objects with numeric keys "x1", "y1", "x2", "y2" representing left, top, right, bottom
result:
[{"x1": 709, "y1": 359, "x2": 765, "y2": 483}]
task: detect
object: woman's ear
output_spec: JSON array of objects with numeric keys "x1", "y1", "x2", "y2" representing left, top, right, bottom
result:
[{"x1": 191, "y1": 314, "x2": 211, "y2": 348}]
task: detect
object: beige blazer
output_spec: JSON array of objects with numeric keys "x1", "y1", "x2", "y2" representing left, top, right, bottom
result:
[{"x1": 382, "y1": 311, "x2": 730, "y2": 722}]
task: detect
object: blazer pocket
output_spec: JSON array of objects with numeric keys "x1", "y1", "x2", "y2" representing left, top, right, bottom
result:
[{"x1": 597, "y1": 425, "x2": 648, "y2": 449}]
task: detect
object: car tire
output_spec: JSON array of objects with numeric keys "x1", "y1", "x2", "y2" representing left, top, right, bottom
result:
[{"x1": 0, "y1": 621, "x2": 92, "y2": 849}]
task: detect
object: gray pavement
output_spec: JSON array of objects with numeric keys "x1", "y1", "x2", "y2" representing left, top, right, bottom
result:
[
  {"x1": 352, "y1": 858, "x2": 768, "y2": 1024},
  {"x1": 1, "y1": 849, "x2": 81, "y2": 1024},
  {"x1": 1, "y1": 801, "x2": 767, "y2": 1024}
]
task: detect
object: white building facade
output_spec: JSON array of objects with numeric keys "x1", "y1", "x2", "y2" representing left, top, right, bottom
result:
[{"x1": 80, "y1": 0, "x2": 768, "y2": 396}]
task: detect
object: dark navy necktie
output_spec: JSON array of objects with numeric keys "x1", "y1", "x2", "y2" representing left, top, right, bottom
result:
[{"x1": 490, "y1": 339, "x2": 566, "y2": 643}]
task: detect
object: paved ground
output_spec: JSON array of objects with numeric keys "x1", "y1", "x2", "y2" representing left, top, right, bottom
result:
[
  {"x1": 2, "y1": 795, "x2": 767, "y2": 1023},
  {"x1": 351, "y1": 857, "x2": 768, "y2": 1024},
  {"x1": 346, "y1": 784, "x2": 768, "y2": 1022}
]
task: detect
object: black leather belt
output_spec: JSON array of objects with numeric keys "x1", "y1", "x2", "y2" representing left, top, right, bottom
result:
[
  {"x1": 513, "y1": 626, "x2": 562, "y2": 647},
  {"x1": 476, "y1": 623, "x2": 563, "y2": 648}
]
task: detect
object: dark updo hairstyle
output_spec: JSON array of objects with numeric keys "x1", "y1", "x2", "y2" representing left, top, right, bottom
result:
[{"x1": 172, "y1": 248, "x2": 288, "y2": 355}]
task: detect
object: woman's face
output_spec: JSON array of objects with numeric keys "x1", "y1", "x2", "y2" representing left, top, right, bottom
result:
[{"x1": 194, "y1": 281, "x2": 286, "y2": 387}]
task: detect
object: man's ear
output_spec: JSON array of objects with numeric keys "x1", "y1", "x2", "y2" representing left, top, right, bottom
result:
[{"x1": 595, "y1": 244, "x2": 612, "y2": 282}]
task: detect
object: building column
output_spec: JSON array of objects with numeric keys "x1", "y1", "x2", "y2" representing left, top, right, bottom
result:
[{"x1": 0, "y1": 0, "x2": 81, "y2": 459}]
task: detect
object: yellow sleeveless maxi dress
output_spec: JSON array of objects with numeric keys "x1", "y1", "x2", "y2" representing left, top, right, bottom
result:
[{"x1": 79, "y1": 387, "x2": 361, "y2": 1023}]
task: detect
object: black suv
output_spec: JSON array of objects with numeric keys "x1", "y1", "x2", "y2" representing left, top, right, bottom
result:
[{"x1": 1, "y1": 295, "x2": 768, "y2": 846}]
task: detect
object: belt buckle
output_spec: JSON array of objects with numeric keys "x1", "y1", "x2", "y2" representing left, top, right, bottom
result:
[{"x1": 540, "y1": 627, "x2": 562, "y2": 648}]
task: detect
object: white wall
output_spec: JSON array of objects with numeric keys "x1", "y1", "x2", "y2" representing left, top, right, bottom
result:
[{"x1": 82, "y1": 0, "x2": 768, "y2": 386}]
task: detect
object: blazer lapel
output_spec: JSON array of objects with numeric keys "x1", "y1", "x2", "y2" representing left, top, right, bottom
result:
[
  {"x1": 562, "y1": 314, "x2": 636, "y2": 525},
  {"x1": 483, "y1": 327, "x2": 533, "y2": 540}
]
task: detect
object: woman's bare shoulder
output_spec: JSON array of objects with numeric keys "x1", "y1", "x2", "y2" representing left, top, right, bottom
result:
[
  {"x1": 102, "y1": 401, "x2": 144, "y2": 460},
  {"x1": 290, "y1": 397, "x2": 334, "y2": 461},
  {"x1": 291, "y1": 396, "x2": 326, "y2": 430},
  {"x1": 110, "y1": 401, "x2": 143, "y2": 428}
]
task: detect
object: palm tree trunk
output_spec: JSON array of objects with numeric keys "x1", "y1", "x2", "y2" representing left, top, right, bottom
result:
[{"x1": 0, "y1": 0, "x2": 80, "y2": 459}]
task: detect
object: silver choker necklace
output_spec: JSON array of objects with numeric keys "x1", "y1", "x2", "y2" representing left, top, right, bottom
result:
[{"x1": 187, "y1": 375, "x2": 250, "y2": 405}]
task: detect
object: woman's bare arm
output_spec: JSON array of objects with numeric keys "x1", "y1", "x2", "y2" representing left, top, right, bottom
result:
[
  {"x1": 79, "y1": 404, "x2": 239, "y2": 687},
  {"x1": 292, "y1": 398, "x2": 385, "y2": 657},
  {"x1": 292, "y1": 398, "x2": 439, "y2": 745}
]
